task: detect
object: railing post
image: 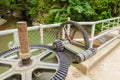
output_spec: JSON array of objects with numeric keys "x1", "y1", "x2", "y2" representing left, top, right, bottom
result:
[
  {"x1": 13, "y1": 31, "x2": 19, "y2": 47},
  {"x1": 62, "y1": 17, "x2": 71, "y2": 39},
  {"x1": 62, "y1": 27, "x2": 65, "y2": 39},
  {"x1": 118, "y1": 18, "x2": 120, "y2": 24},
  {"x1": 108, "y1": 20, "x2": 110, "y2": 29},
  {"x1": 101, "y1": 22, "x2": 104, "y2": 32},
  {"x1": 39, "y1": 24, "x2": 44, "y2": 44},
  {"x1": 113, "y1": 18, "x2": 115, "y2": 27},
  {"x1": 118, "y1": 19, "x2": 120, "y2": 37},
  {"x1": 67, "y1": 17, "x2": 71, "y2": 35},
  {"x1": 90, "y1": 24, "x2": 95, "y2": 48}
]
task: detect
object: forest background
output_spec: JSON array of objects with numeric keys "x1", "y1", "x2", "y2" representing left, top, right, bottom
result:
[{"x1": 0, "y1": 0, "x2": 120, "y2": 24}]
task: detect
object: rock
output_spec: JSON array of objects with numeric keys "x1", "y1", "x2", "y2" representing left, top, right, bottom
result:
[
  {"x1": 0, "y1": 18, "x2": 7, "y2": 26},
  {"x1": 32, "y1": 21, "x2": 40, "y2": 26},
  {"x1": 32, "y1": 21, "x2": 44, "y2": 26},
  {"x1": 12, "y1": 11, "x2": 22, "y2": 17}
]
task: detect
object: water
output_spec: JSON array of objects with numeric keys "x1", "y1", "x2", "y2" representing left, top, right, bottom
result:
[
  {"x1": 0, "y1": 15, "x2": 22, "y2": 52},
  {"x1": 0, "y1": 15, "x2": 32, "y2": 52},
  {"x1": 0, "y1": 15, "x2": 22, "y2": 31},
  {"x1": 0, "y1": 34, "x2": 13, "y2": 52}
]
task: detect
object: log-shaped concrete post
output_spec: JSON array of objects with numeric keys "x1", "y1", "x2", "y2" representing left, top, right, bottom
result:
[{"x1": 17, "y1": 21, "x2": 31, "y2": 65}]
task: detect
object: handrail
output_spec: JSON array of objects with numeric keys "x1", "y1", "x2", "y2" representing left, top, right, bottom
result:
[
  {"x1": 0, "y1": 17, "x2": 120, "y2": 51},
  {"x1": 95, "y1": 17, "x2": 120, "y2": 24},
  {"x1": 93, "y1": 26, "x2": 119, "y2": 40},
  {"x1": 0, "y1": 29, "x2": 17, "y2": 36},
  {"x1": 0, "y1": 17, "x2": 119, "y2": 33}
]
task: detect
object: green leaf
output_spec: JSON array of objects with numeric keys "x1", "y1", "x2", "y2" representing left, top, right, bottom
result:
[
  {"x1": 74, "y1": 5, "x2": 84, "y2": 13},
  {"x1": 55, "y1": 12, "x2": 60, "y2": 19},
  {"x1": 30, "y1": 0, "x2": 38, "y2": 6},
  {"x1": 67, "y1": 6, "x2": 72, "y2": 13},
  {"x1": 52, "y1": 0, "x2": 56, "y2": 2},
  {"x1": 102, "y1": 11, "x2": 107, "y2": 15},
  {"x1": 62, "y1": 0, "x2": 67, "y2": 1},
  {"x1": 68, "y1": 0, "x2": 76, "y2": 5},
  {"x1": 29, "y1": 8, "x2": 37, "y2": 15},
  {"x1": 103, "y1": 0, "x2": 109, "y2": 3},
  {"x1": 49, "y1": 9, "x2": 60, "y2": 14}
]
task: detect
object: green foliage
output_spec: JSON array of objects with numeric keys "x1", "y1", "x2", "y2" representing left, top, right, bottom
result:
[
  {"x1": 0, "y1": 0, "x2": 120, "y2": 26},
  {"x1": 0, "y1": 0, "x2": 11, "y2": 7},
  {"x1": 90, "y1": 0, "x2": 120, "y2": 20},
  {"x1": 48, "y1": 0, "x2": 95, "y2": 23}
]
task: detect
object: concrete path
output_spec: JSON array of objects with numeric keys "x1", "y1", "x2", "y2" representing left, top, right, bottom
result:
[
  {"x1": 66, "y1": 42, "x2": 120, "y2": 80},
  {"x1": 88, "y1": 44, "x2": 120, "y2": 80},
  {"x1": 66, "y1": 66, "x2": 91, "y2": 80}
]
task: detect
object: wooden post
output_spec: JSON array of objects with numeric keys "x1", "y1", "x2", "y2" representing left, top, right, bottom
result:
[{"x1": 17, "y1": 21, "x2": 31, "y2": 65}]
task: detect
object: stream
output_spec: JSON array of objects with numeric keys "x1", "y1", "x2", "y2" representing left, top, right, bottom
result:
[{"x1": 0, "y1": 15, "x2": 30, "y2": 52}]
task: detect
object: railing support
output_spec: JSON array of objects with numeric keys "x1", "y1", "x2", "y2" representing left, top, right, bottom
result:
[
  {"x1": 90, "y1": 24, "x2": 95, "y2": 48},
  {"x1": 62, "y1": 26, "x2": 65, "y2": 39},
  {"x1": 39, "y1": 24, "x2": 44, "y2": 44},
  {"x1": 67, "y1": 17, "x2": 71, "y2": 35},
  {"x1": 13, "y1": 31, "x2": 19, "y2": 47},
  {"x1": 1, "y1": 17, "x2": 120, "y2": 54},
  {"x1": 101, "y1": 22, "x2": 104, "y2": 32}
]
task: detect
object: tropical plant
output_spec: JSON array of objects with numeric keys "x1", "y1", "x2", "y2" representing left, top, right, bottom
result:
[{"x1": 0, "y1": 0, "x2": 120, "y2": 24}]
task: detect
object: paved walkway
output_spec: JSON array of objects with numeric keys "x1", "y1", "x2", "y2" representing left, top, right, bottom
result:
[
  {"x1": 88, "y1": 44, "x2": 120, "y2": 80},
  {"x1": 66, "y1": 43, "x2": 120, "y2": 80}
]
